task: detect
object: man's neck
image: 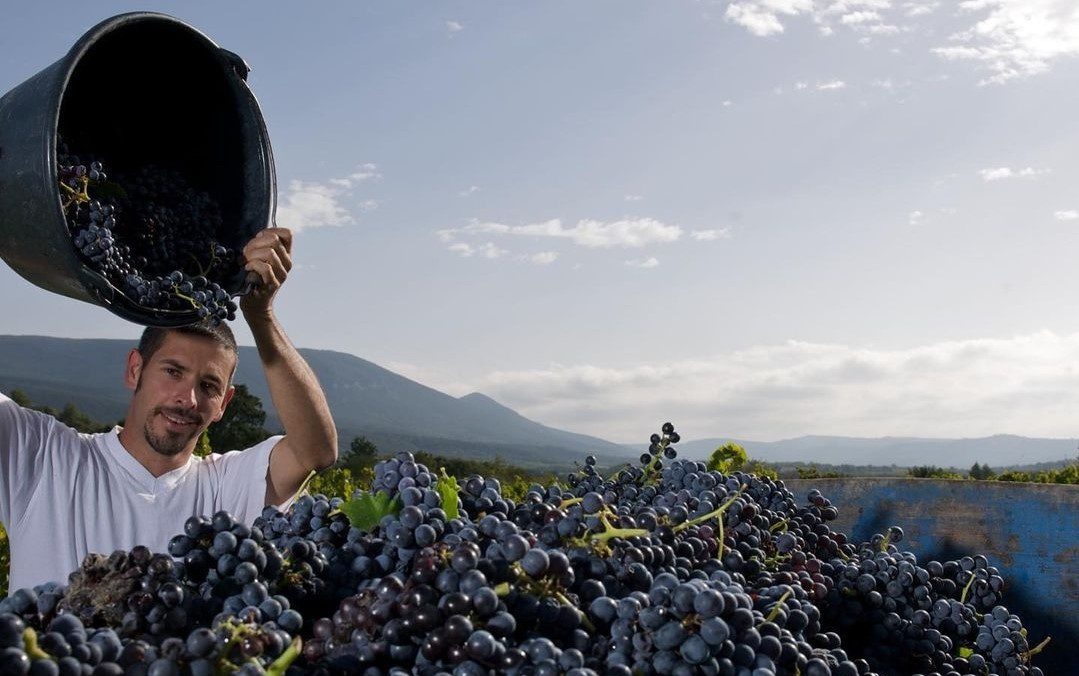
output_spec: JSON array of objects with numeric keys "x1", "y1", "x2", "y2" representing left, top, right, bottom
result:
[{"x1": 116, "y1": 426, "x2": 193, "y2": 478}]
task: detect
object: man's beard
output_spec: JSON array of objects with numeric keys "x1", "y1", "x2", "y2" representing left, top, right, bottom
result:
[{"x1": 143, "y1": 407, "x2": 203, "y2": 457}]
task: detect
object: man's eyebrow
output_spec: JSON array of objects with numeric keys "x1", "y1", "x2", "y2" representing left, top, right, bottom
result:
[{"x1": 160, "y1": 358, "x2": 188, "y2": 372}]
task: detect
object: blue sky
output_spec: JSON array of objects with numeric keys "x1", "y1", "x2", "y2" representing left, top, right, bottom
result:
[{"x1": 3, "y1": 1, "x2": 1079, "y2": 443}]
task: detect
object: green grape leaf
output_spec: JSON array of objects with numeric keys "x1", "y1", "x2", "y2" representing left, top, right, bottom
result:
[
  {"x1": 437, "y1": 468, "x2": 460, "y2": 520},
  {"x1": 340, "y1": 491, "x2": 400, "y2": 532},
  {"x1": 958, "y1": 647, "x2": 974, "y2": 659}
]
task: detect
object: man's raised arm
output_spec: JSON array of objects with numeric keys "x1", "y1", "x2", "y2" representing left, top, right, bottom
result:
[{"x1": 239, "y1": 228, "x2": 338, "y2": 506}]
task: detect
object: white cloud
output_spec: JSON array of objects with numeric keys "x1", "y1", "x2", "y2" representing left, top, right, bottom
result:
[
  {"x1": 624, "y1": 194, "x2": 644, "y2": 202},
  {"x1": 866, "y1": 23, "x2": 901, "y2": 34},
  {"x1": 904, "y1": 1, "x2": 938, "y2": 17},
  {"x1": 908, "y1": 210, "x2": 924, "y2": 225},
  {"x1": 440, "y1": 217, "x2": 682, "y2": 249},
  {"x1": 464, "y1": 331, "x2": 1079, "y2": 441},
  {"x1": 275, "y1": 165, "x2": 380, "y2": 232},
  {"x1": 978, "y1": 166, "x2": 1050, "y2": 181},
  {"x1": 723, "y1": 0, "x2": 1078, "y2": 85},
  {"x1": 327, "y1": 164, "x2": 381, "y2": 188},
  {"x1": 932, "y1": 0, "x2": 1079, "y2": 85},
  {"x1": 871, "y1": 77, "x2": 912, "y2": 90},
  {"x1": 446, "y1": 20, "x2": 464, "y2": 34},
  {"x1": 624, "y1": 257, "x2": 660, "y2": 268},
  {"x1": 841, "y1": 11, "x2": 883, "y2": 24},
  {"x1": 1054, "y1": 209, "x2": 1079, "y2": 221},
  {"x1": 726, "y1": 0, "x2": 898, "y2": 39},
  {"x1": 795, "y1": 81, "x2": 809, "y2": 90},
  {"x1": 722, "y1": 99, "x2": 734, "y2": 107},
  {"x1": 459, "y1": 185, "x2": 480, "y2": 197},
  {"x1": 478, "y1": 242, "x2": 507, "y2": 258},
  {"x1": 690, "y1": 228, "x2": 732, "y2": 241},
  {"x1": 447, "y1": 241, "x2": 508, "y2": 258},
  {"x1": 816, "y1": 79, "x2": 847, "y2": 90},
  {"x1": 724, "y1": 0, "x2": 815, "y2": 37},
  {"x1": 276, "y1": 181, "x2": 352, "y2": 232},
  {"x1": 529, "y1": 251, "x2": 559, "y2": 265}
]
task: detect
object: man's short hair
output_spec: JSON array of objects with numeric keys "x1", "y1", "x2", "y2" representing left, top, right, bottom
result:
[{"x1": 137, "y1": 322, "x2": 239, "y2": 381}]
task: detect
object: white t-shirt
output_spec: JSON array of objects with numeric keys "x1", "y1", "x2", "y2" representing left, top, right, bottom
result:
[{"x1": 0, "y1": 392, "x2": 284, "y2": 591}]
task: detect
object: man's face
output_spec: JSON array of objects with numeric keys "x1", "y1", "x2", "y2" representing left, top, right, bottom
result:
[{"x1": 124, "y1": 332, "x2": 236, "y2": 458}]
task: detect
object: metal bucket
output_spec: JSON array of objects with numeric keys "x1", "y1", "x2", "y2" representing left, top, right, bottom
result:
[{"x1": 0, "y1": 12, "x2": 276, "y2": 326}]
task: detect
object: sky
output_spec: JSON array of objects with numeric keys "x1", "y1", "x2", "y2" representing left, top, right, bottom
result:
[{"x1": 3, "y1": 1, "x2": 1079, "y2": 444}]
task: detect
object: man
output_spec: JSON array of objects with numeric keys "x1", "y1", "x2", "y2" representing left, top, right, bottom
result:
[{"x1": 0, "y1": 228, "x2": 338, "y2": 591}]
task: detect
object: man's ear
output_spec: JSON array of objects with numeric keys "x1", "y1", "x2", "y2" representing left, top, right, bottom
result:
[
  {"x1": 124, "y1": 349, "x2": 144, "y2": 390},
  {"x1": 212, "y1": 385, "x2": 236, "y2": 423}
]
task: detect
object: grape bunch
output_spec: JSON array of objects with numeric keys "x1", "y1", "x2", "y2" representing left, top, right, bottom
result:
[
  {"x1": 0, "y1": 611, "x2": 127, "y2": 676},
  {"x1": 56, "y1": 143, "x2": 241, "y2": 324},
  {"x1": 0, "y1": 422, "x2": 1052, "y2": 675}
]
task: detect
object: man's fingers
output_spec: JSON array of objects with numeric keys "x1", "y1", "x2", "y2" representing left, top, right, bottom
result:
[
  {"x1": 275, "y1": 227, "x2": 294, "y2": 250},
  {"x1": 263, "y1": 248, "x2": 289, "y2": 283},
  {"x1": 244, "y1": 228, "x2": 293, "y2": 257},
  {"x1": 269, "y1": 238, "x2": 292, "y2": 272},
  {"x1": 245, "y1": 243, "x2": 291, "y2": 278},
  {"x1": 244, "y1": 259, "x2": 281, "y2": 290}
]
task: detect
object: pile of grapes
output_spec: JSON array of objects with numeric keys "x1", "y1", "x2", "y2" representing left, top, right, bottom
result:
[
  {"x1": 57, "y1": 143, "x2": 241, "y2": 324},
  {"x1": 0, "y1": 423, "x2": 1049, "y2": 675}
]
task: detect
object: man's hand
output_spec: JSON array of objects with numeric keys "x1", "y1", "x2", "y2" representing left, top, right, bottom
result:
[{"x1": 240, "y1": 228, "x2": 293, "y2": 318}]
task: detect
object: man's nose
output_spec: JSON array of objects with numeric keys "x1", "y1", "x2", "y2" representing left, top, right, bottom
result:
[{"x1": 174, "y1": 383, "x2": 199, "y2": 409}]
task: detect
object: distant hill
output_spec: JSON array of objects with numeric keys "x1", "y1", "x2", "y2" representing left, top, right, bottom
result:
[
  {"x1": 5, "y1": 335, "x2": 1075, "y2": 471},
  {"x1": 0, "y1": 335, "x2": 624, "y2": 470},
  {"x1": 633, "y1": 434, "x2": 1079, "y2": 469}
]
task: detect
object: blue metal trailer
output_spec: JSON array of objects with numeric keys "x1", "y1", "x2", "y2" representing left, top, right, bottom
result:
[{"x1": 785, "y1": 478, "x2": 1078, "y2": 673}]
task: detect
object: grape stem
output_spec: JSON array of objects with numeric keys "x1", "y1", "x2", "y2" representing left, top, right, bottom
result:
[
  {"x1": 605, "y1": 463, "x2": 631, "y2": 481},
  {"x1": 295, "y1": 469, "x2": 318, "y2": 500},
  {"x1": 264, "y1": 636, "x2": 303, "y2": 676},
  {"x1": 1025, "y1": 635, "x2": 1051, "y2": 659},
  {"x1": 22, "y1": 628, "x2": 51, "y2": 661},
  {"x1": 59, "y1": 175, "x2": 91, "y2": 211},
  {"x1": 763, "y1": 553, "x2": 791, "y2": 568},
  {"x1": 959, "y1": 570, "x2": 977, "y2": 604},
  {"x1": 768, "y1": 518, "x2": 789, "y2": 534},
  {"x1": 554, "y1": 591, "x2": 596, "y2": 633},
  {"x1": 585, "y1": 512, "x2": 649, "y2": 549},
  {"x1": 172, "y1": 288, "x2": 200, "y2": 311},
  {"x1": 187, "y1": 252, "x2": 210, "y2": 278},
  {"x1": 673, "y1": 484, "x2": 747, "y2": 535},
  {"x1": 638, "y1": 438, "x2": 671, "y2": 486},
  {"x1": 763, "y1": 589, "x2": 793, "y2": 623}
]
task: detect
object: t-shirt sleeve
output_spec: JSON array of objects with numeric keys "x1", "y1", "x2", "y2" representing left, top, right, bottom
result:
[
  {"x1": 0, "y1": 392, "x2": 63, "y2": 529},
  {"x1": 210, "y1": 434, "x2": 286, "y2": 525}
]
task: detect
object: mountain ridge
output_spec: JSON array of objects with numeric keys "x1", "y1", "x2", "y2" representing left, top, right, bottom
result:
[
  {"x1": 0, "y1": 335, "x2": 624, "y2": 469},
  {"x1": 1, "y1": 336, "x2": 1074, "y2": 469}
]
